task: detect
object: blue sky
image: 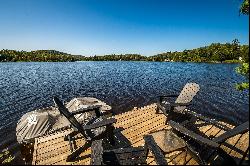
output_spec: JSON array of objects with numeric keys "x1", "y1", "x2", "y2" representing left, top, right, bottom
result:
[{"x1": 0, "y1": 0, "x2": 249, "y2": 56}]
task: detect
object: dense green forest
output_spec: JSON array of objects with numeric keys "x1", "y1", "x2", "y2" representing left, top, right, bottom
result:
[
  {"x1": 82, "y1": 54, "x2": 147, "y2": 61},
  {"x1": 0, "y1": 50, "x2": 84, "y2": 62},
  {"x1": 148, "y1": 40, "x2": 249, "y2": 63},
  {"x1": 0, "y1": 40, "x2": 248, "y2": 63}
]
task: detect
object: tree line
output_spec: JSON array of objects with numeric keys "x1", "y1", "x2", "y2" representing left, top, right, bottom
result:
[
  {"x1": 0, "y1": 40, "x2": 248, "y2": 63},
  {"x1": 149, "y1": 40, "x2": 248, "y2": 63},
  {"x1": 0, "y1": 50, "x2": 84, "y2": 62}
]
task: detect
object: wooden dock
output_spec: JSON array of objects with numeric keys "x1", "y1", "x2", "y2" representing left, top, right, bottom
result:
[{"x1": 31, "y1": 104, "x2": 249, "y2": 165}]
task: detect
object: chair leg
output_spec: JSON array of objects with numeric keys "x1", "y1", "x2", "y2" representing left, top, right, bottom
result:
[
  {"x1": 91, "y1": 140, "x2": 103, "y2": 165},
  {"x1": 64, "y1": 131, "x2": 79, "y2": 153},
  {"x1": 144, "y1": 135, "x2": 168, "y2": 165},
  {"x1": 67, "y1": 141, "x2": 92, "y2": 162},
  {"x1": 145, "y1": 146, "x2": 150, "y2": 161},
  {"x1": 94, "y1": 108, "x2": 101, "y2": 118},
  {"x1": 186, "y1": 144, "x2": 206, "y2": 165},
  {"x1": 102, "y1": 151, "x2": 120, "y2": 165},
  {"x1": 239, "y1": 146, "x2": 249, "y2": 165},
  {"x1": 216, "y1": 148, "x2": 237, "y2": 165},
  {"x1": 156, "y1": 102, "x2": 160, "y2": 114},
  {"x1": 67, "y1": 135, "x2": 75, "y2": 152},
  {"x1": 107, "y1": 125, "x2": 115, "y2": 146},
  {"x1": 64, "y1": 131, "x2": 78, "y2": 140}
]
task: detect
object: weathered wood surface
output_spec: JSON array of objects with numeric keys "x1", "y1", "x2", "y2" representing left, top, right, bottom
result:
[
  {"x1": 32, "y1": 104, "x2": 249, "y2": 165},
  {"x1": 144, "y1": 135, "x2": 168, "y2": 165},
  {"x1": 90, "y1": 140, "x2": 103, "y2": 165}
]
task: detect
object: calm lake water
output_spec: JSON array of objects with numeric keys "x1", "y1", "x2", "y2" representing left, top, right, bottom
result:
[{"x1": 0, "y1": 61, "x2": 249, "y2": 142}]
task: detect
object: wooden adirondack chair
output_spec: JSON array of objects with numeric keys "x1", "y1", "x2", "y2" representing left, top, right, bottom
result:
[
  {"x1": 169, "y1": 120, "x2": 249, "y2": 165},
  {"x1": 156, "y1": 82, "x2": 200, "y2": 124},
  {"x1": 53, "y1": 96, "x2": 117, "y2": 162},
  {"x1": 157, "y1": 82, "x2": 200, "y2": 114},
  {"x1": 90, "y1": 135, "x2": 168, "y2": 165},
  {"x1": 156, "y1": 82, "x2": 232, "y2": 131},
  {"x1": 149, "y1": 120, "x2": 249, "y2": 165}
]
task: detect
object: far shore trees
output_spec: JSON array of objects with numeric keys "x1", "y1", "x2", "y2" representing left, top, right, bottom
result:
[{"x1": 0, "y1": 41, "x2": 248, "y2": 63}]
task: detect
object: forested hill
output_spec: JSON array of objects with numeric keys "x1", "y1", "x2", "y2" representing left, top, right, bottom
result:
[
  {"x1": 0, "y1": 40, "x2": 249, "y2": 62},
  {"x1": 0, "y1": 49, "x2": 84, "y2": 62},
  {"x1": 148, "y1": 41, "x2": 249, "y2": 63}
]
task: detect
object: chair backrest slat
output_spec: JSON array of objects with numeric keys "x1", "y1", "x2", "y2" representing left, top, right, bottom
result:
[
  {"x1": 175, "y1": 82, "x2": 200, "y2": 104},
  {"x1": 174, "y1": 82, "x2": 200, "y2": 113},
  {"x1": 53, "y1": 97, "x2": 87, "y2": 137}
]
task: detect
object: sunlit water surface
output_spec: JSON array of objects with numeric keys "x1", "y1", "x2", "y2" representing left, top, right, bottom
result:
[{"x1": 0, "y1": 62, "x2": 249, "y2": 142}]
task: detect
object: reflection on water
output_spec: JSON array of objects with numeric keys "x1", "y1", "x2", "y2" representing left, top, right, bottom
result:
[{"x1": 0, "y1": 61, "x2": 249, "y2": 141}]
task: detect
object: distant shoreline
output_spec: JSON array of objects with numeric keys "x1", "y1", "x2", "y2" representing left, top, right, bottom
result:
[
  {"x1": 0, "y1": 60, "x2": 243, "y2": 63},
  {"x1": 1, "y1": 41, "x2": 248, "y2": 63}
]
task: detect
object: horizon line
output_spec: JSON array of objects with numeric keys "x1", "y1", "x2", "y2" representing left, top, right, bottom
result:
[{"x1": 1, "y1": 40, "x2": 249, "y2": 57}]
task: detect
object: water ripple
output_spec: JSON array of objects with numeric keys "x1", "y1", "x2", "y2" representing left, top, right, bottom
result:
[{"x1": 0, "y1": 61, "x2": 249, "y2": 141}]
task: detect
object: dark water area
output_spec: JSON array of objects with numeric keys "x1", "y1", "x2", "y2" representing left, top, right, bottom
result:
[{"x1": 0, "y1": 61, "x2": 249, "y2": 143}]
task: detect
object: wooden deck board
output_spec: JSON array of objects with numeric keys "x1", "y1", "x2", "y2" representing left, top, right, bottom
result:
[
  {"x1": 32, "y1": 103, "x2": 249, "y2": 165},
  {"x1": 228, "y1": 131, "x2": 249, "y2": 159}
]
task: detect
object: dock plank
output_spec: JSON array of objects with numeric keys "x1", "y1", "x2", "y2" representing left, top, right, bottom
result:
[
  {"x1": 229, "y1": 131, "x2": 249, "y2": 159},
  {"x1": 31, "y1": 103, "x2": 249, "y2": 165}
]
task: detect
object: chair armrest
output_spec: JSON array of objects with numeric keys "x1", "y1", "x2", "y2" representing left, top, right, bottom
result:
[
  {"x1": 157, "y1": 102, "x2": 191, "y2": 115},
  {"x1": 159, "y1": 94, "x2": 179, "y2": 98},
  {"x1": 161, "y1": 101, "x2": 192, "y2": 110},
  {"x1": 159, "y1": 98, "x2": 192, "y2": 107},
  {"x1": 159, "y1": 94, "x2": 178, "y2": 102},
  {"x1": 169, "y1": 120, "x2": 220, "y2": 148},
  {"x1": 185, "y1": 110, "x2": 231, "y2": 131},
  {"x1": 104, "y1": 146, "x2": 145, "y2": 154},
  {"x1": 144, "y1": 135, "x2": 168, "y2": 165},
  {"x1": 83, "y1": 118, "x2": 117, "y2": 130},
  {"x1": 212, "y1": 121, "x2": 249, "y2": 143},
  {"x1": 159, "y1": 101, "x2": 192, "y2": 107}
]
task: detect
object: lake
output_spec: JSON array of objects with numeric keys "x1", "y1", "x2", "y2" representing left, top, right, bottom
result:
[{"x1": 0, "y1": 61, "x2": 249, "y2": 142}]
